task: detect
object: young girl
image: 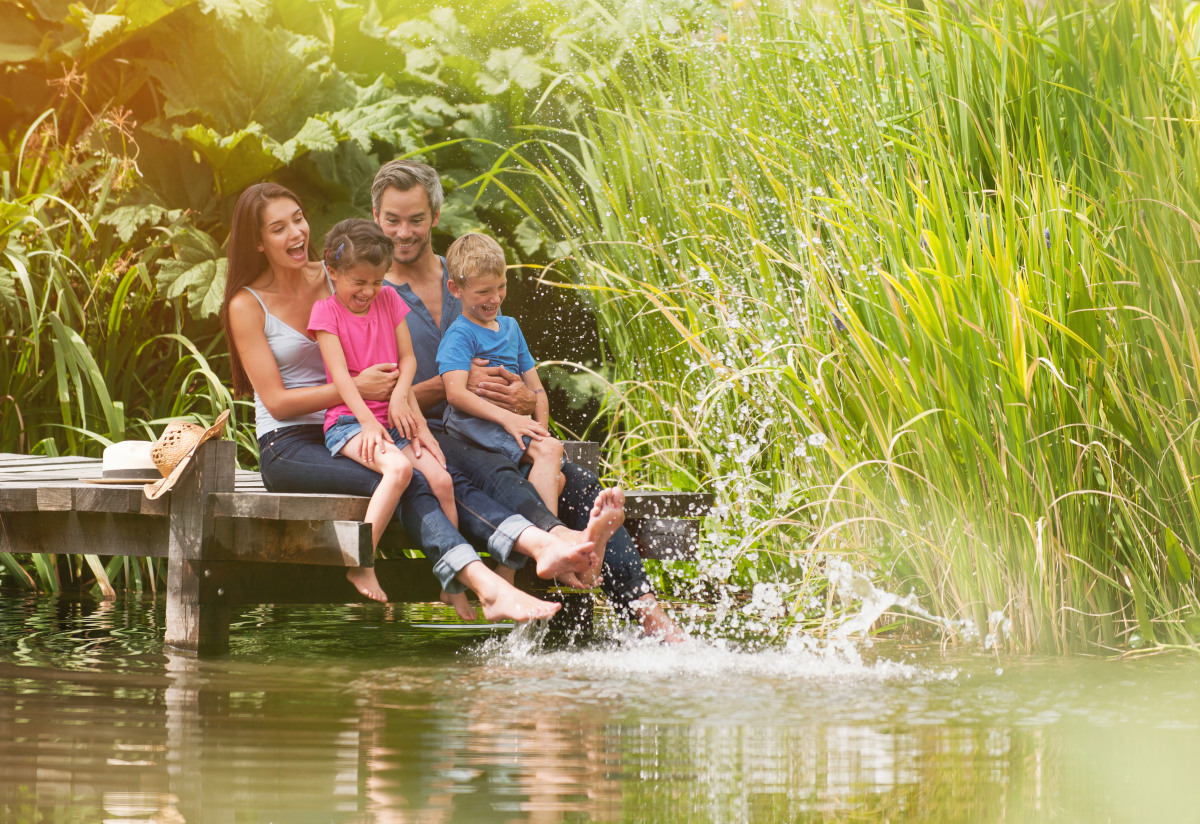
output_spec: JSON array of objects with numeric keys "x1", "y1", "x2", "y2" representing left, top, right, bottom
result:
[{"x1": 308, "y1": 218, "x2": 457, "y2": 604}]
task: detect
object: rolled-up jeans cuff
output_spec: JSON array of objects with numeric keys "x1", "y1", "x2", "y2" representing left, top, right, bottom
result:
[
  {"x1": 432, "y1": 544, "x2": 482, "y2": 594},
  {"x1": 610, "y1": 578, "x2": 655, "y2": 620},
  {"x1": 488, "y1": 514, "x2": 533, "y2": 570}
]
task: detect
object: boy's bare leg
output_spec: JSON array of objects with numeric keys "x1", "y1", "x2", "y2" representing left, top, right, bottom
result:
[
  {"x1": 629, "y1": 594, "x2": 685, "y2": 644},
  {"x1": 457, "y1": 561, "x2": 561, "y2": 622},
  {"x1": 523, "y1": 439, "x2": 564, "y2": 517},
  {"x1": 495, "y1": 565, "x2": 516, "y2": 585},
  {"x1": 440, "y1": 589, "x2": 478, "y2": 621},
  {"x1": 340, "y1": 436, "x2": 412, "y2": 603}
]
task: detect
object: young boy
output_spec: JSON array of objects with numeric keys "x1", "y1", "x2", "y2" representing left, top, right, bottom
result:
[{"x1": 437, "y1": 233, "x2": 565, "y2": 516}]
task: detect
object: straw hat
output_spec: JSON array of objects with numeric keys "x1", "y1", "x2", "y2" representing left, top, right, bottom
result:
[
  {"x1": 143, "y1": 410, "x2": 231, "y2": 500},
  {"x1": 84, "y1": 440, "x2": 161, "y2": 484}
]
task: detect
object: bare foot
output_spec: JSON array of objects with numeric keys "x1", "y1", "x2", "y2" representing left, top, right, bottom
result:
[
  {"x1": 347, "y1": 567, "x2": 387, "y2": 603},
  {"x1": 440, "y1": 590, "x2": 478, "y2": 621},
  {"x1": 458, "y1": 560, "x2": 562, "y2": 622},
  {"x1": 576, "y1": 487, "x2": 624, "y2": 586},
  {"x1": 479, "y1": 587, "x2": 561, "y2": 622},
  {"x1": 495, "y1": 565, "x2": 516, "y2": 585},
  {"x1": 525, "y1": 533, "x2": 595, "y2": 588},
  {"x1": 631, "y1": 594, "x2": 685, "y2": 644}
]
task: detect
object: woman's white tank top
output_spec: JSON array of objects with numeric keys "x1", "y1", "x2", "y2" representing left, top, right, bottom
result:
[{"x1": 242, "y1": 286, "x2": 327, "y2": 438}]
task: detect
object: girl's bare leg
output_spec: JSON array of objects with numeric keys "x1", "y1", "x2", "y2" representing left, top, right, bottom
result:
[
  {"x1": 404, "y1": 446, "x2": 458, "y2": 529},
  {"x1": 340, "y1": 436, "x2": 412, "y2": 603}
]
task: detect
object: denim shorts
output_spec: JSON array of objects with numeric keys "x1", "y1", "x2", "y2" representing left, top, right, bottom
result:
[
  {"x1": 442, "y1": 408, "x2": 527, "y2": 465},
  {"x1": 324, "y1": 415, "x2": 411, "y2": 456}
]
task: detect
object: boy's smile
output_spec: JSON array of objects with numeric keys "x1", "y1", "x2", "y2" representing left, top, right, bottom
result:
[{"x1": 455, "y1": 273, "x2": 506, "y2": 328}]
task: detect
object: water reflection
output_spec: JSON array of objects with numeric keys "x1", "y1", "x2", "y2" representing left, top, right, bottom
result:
[{"x1": 2, "y1": 595, "x2": 1199, "y2": 822}]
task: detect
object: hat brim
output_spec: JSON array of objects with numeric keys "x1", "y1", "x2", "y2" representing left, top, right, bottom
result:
[
  {"x1": 142, "y1": 410, "x2": 231, "y2": 500},
  {"x1": 84, "y1": 477, "x2": 158, "y2": 485}
]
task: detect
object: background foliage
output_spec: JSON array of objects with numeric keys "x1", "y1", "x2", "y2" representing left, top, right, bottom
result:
[
  {"x1": 5, "y1": 0, "x2": 1200, "y2": 654},
  {"x1": 524, "y1": 0, "x2": 1200, "y2": 651}
]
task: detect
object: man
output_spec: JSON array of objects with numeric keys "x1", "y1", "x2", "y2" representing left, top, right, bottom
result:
[{"x1": 371, "y1": 158, "x2": 682, "y2": 641}]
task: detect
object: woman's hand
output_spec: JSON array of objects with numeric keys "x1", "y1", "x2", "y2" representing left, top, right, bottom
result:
[
  {"x1": 358, "y1": 419, "x2": 394, "y2": 464},
  {"x1": 355, "y1": 363, "x2": 399, "y2": 402}
]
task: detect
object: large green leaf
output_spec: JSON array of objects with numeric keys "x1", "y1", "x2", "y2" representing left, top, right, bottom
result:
[
  {"x1": 0, "y1": 4, "x2": 44, "y2": 65},
  {"x1": 145, "y1": 20, "x2": 353, "y2": 138},
  {"x1": 99, "y1": 203, "x2": 182, "y2": 243},
  {"x1": 157, "y1": 227, "x2": 226, "y2": 318},
  {"x1": 174, "y1": 123, "x2": 290, "y2": 196},
  {"x1": 197, "y1": 0, "x2": 270, "y2": 24}
]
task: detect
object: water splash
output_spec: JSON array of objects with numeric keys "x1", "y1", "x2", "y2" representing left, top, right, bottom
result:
[
  {"x1": 479, "y1": 625, "x2": 949, "y2": 685},
  {"x1": 827, "y1": 559, "x2": 985, "y2": 645}
]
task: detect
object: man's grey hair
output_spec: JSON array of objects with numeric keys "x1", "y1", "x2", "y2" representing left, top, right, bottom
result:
[{"x1": 371, "y1": 158, "x2": 444, "y2": 217}]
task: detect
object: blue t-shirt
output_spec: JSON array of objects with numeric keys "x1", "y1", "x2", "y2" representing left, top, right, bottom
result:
[{"x1": 437, "y1": 315, "x2": 535, "y2": 378}]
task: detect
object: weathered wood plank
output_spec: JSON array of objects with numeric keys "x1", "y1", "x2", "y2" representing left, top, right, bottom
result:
[
  {"x1": 205, "y1": 489, "x2": 713, "y2": 523},
  {"x1": 208, "y1": 492, "x2": 367, "y2": 521},
  {"x1": 0, "y1": 486, "x2": 40, "y2": 512},
  {"x1": 624, "y1": 491, "x2": 714, "y2": 520},
  {"x1": 75, "y1": 485, "x2": 169, "y2": 516},
  {"x1": 563, "y1": 441, "x2": 600, "y2": 475},
  {"x1": 0, "y1": 511, "x2": 169, "y2": 557},
  {"x1": 35, "y1": 487, "x2": 73, "y2": 511},
  {"x1": 205, "y1": 518, "x2": 373, "y2": 567},
  {"x1": 625, "y1": 517, "x2": 700, "y2": 561},
  {"x1": 165, "y1": 440, "x2": 237, "y2": 655}
]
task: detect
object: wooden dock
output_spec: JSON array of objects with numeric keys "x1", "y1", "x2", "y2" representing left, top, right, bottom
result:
[{"x1": 0, "y1": 442, "x2": 712, "y2": 655}]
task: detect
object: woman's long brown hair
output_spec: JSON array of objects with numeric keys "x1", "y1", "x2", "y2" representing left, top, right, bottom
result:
[{"x1": 220, "y1": 182, "x2": 313, "y2": 398}]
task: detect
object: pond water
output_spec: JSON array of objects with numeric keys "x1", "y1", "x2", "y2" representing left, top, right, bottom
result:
[{"x1": 1, "y1": 595, "x2": 1197, "y2": 823}]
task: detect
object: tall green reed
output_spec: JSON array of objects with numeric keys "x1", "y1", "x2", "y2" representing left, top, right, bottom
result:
[
  {"x1": 527, "y1": 0, "x2": 1200, "y2": 650},
  {"x1": 0, "y1": 100, "x2": 242, "y2": 595}
]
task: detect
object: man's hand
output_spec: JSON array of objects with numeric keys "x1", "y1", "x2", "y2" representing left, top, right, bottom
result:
[{"x1": 467, "y1": 358, "x2": 536, "y2": 416}]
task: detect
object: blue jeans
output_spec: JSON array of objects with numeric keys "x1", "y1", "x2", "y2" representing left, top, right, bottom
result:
[
  {"x1": 258, "y1": 425, "x2": 533, "y2": 593},
  {"x1": 434, "y1": 430, "x2": 654, "y2": 618}
]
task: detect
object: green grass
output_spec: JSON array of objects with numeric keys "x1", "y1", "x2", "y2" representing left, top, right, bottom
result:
[{"x1": 524, "y1": 0, "x2": 1200, "y2": 651}]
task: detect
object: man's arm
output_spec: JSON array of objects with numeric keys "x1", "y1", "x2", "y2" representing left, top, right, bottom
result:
[
  {"x1": 412, "y1": 374, "x2": 447, "y2": 414},
  {"x1": 468, "y1": 359, "x2": 536, "y2": 416}
]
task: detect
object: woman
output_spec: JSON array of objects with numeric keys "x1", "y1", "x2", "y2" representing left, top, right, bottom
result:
[{"x1": 221, "y1": 183, "x2": 610, "y2": 622}]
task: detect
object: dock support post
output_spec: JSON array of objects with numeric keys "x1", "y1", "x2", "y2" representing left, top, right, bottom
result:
[{"x1": 164, "y1": 440, "x2": 236, "y2": 655}]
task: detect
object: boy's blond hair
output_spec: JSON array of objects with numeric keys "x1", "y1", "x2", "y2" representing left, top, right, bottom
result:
[{"x1": 446, "y1": 233, "x2": 506, "y2": 286}]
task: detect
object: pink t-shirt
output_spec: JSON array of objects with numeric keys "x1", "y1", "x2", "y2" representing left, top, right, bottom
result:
[{"x1": 308, "y1": 286, "x2": 410, "y2": 431}]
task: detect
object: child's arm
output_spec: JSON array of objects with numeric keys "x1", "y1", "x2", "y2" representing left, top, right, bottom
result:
[
  {"x1": 444, "y1": 369, "x2": 550, "y2": 450},
  {"x1": 389, "y1": 323, "x2": 447, "y2": 467},
  {"x1": 387, "y1": 321, "x2": 419, "y2": 441},
  {"x1": 314, "y1": 330, "x2": 392, "y2": 462},
  {"x1": 520, "y1": 368, "x2": 550, "y2": 428}
]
